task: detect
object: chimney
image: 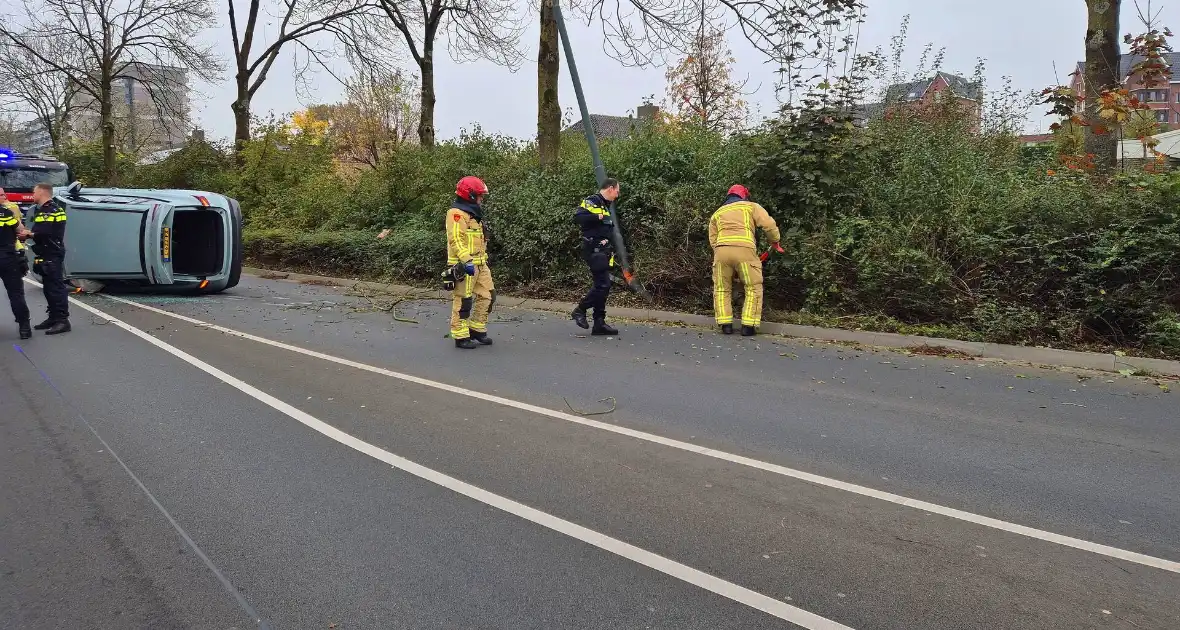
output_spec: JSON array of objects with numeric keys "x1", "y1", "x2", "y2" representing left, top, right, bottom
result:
[
  {"x1": 637, "y1": 104, "x2": 660, "y2": 120},
  {"x1": 190, "y1": 128, "x2": 206, "y2": 143}
]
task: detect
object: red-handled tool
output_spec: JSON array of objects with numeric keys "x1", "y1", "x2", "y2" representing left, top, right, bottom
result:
[{"x1": 759, "y1": 242, "x2": 785, "y2": 263}]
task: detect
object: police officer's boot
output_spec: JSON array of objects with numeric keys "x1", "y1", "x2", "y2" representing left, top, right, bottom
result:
[
  {"x1": 46, "y1": 320, "x2": 71, "y2": 335},
  {"x1": 741, "y1": 325, "x2": 756, "y2": 337},
  {"x1": 33, "y1": 318, "x2": 53, "y2": 331},
  {"x1": 471, "y1": 331, "x2": 493, "y2": 346},
  {"x1": 454, "y1": 337, "x2": 479, "y2": 350},
  {"x1": 592, "y1": 317, "x2": 618, "y2": 337},
  {"x1": 571, "y1": 308, "x2": 589, "y2": 330},
  {"x1": 720, "y1": 324, "x2": 734, "y2": 335},
  {"x1": 18, "y1": 320, "x2": 31, "y2": 340}
]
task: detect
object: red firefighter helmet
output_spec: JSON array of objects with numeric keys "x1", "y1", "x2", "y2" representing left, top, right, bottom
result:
[
  {"x1": 727, "y1": 184, "x2": 750, "y2": 200},
  {"x1": 456, "y1": 176, "x2": 489, "y2": 203}
]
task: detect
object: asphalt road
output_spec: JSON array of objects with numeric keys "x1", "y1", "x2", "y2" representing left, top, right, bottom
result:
[{"x1": 1, "y1": 274, "x2": 1177, "y2": 630}]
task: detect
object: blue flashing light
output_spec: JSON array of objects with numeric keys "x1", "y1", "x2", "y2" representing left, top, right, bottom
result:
[{"x1": 0, "y1": 150, "x2": 11, "y2": 161}]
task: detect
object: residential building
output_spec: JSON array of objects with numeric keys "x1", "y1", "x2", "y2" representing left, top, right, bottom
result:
[
  {"x1": 16, "y1": 119, "x2": 54, "y2": 154},
  {"x1": 563, "y1": 103, "x2": 661, "y2": 140},
  {"x1": 1070, "y1": 53, "x2": 1180, "y2": 126},
  {"x1": 856, "y1": 72, "x2": 984, "y2": 130},
  {"x1": 70, "y1": 62, "x2": 192, "y2": 155}
]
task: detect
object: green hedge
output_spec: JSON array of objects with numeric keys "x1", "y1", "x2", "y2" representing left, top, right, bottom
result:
[{"x1": 144, "y1": 112, "x2": 1180, "y2": 357}]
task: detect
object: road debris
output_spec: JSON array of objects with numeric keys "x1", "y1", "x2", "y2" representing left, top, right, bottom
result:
[{"x1": 563, "y1": 396, "x2": 617, "y2": 416}]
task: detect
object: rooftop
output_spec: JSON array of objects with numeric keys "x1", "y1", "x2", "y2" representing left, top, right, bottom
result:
[
  {"x1": 883, "y1": 72, "x2": 983, "y2": 103},
  {"x1": 1074, "y1": 53, "x2": 1180, "y2": 81},
  {"x1": 562, "y1": 103, "x2": 661, "y2": 140}
]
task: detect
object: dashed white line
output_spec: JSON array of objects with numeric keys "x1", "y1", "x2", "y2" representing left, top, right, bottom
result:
[
  {"x1": 47, "y1": 283, "x2": 854, "y2": 630},
  {"x1": 83, "y1": 289, "x2": 1180, "y2": 576}
]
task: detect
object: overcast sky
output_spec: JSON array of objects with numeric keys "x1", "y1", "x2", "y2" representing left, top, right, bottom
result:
[{"x1": 187, "y1": 0, "x2": 1175, "y2": 142}]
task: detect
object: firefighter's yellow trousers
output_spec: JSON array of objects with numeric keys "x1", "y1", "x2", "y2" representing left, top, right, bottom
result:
[
  {"x1": 450, "y1": 264, "x2": 494, "y2": 339},
  {"x1": 712, "y1": 246, "x2": 763, "y2": 327}
]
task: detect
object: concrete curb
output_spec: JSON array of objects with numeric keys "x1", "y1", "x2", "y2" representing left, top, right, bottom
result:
[{"x1": 242, "y1": 266, "x2": 1180, "y2": 378}]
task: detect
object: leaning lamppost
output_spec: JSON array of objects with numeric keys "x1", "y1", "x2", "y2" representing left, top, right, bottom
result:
[{"x1": 551, "y1": 0, "x2": 649, "y2": 299}]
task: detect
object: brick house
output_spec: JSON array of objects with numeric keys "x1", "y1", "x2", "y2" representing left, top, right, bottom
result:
[
  {"x1": 1070, "y1": 53, "x2": 1180, "y2": 127},
  {"x1": 856, "y1": 72, "x2": 983, "y2": 130}
]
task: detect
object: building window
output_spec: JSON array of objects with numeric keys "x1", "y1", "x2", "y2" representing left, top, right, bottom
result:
[
  {"x1": 1139, "y1": 89, "x2": 1169, "y2": 103},
  {"x1": 1157, "y1": 109, "x2": 1169, "y2": 123}
]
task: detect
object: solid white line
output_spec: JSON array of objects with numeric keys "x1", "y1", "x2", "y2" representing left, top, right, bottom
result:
[
  {"x1": 44, "y1": 284, "x2": 851, "y2": 630},
  {"x1": 85, "y1": 289, "x2": 1180, "y2": 576}
]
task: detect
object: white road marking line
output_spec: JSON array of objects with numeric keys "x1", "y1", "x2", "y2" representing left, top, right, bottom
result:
[
  {"x1": 47, "y1": 285, "x2": 852, "y2": 630},
  {"x1": 88, "y1": 289, "x2": 1180, "y2": 576}
]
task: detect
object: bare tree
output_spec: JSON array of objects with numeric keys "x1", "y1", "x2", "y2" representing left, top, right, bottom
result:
[
  {"x1": 664, "y1": 12, "x2": 751, "y2": 133},
  {"x1": 0, "y1": 36, "x2": 81, "y2": 153},
  {"x1": 538, "y1": 0, "x2": 561, "y2": 168},
  {"x1": 0, "y1": 113, "x2": 21, "y2": 148},
  {"x1": 377, "y1": 0, "x2": 527, "y2": 147},
  {"x1": 0, "y1": 0, "x2": 222, "y2": 183},
  {"x1": 227, "y1": 0, "x2": 392, "y2": 152},
  {"x1": 309, "y1": 66, "x2": 421, "y2": 167},
  {"x1": 535, "y1": 0, "x2": 864, "y2": 163}
]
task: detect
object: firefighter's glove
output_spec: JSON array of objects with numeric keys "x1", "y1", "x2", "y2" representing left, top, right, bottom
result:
[{"x1": 463, "y1": 261, "x2": 477, "y2": 277}]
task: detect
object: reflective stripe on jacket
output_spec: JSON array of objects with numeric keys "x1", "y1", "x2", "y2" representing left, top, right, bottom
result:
[
  {"x1": 1, "y1": 202, "x2": 22, "y2": 250},
  {"x1": 708, "y1": 200, "x2": 780, "y2": 250},
  {"x1": 446, "y1": 206, "x2": 487, "y2": 265}
]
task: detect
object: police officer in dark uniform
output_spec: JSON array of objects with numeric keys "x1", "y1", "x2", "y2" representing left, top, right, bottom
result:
[
  {"x1": 27, "y1": 182, "x2": 70, "y2": 335},
  {"x1": 0, "y1": 200, "x2": 32, "y2": 339},
  {"x1": 570, "y1": 178, "x2": 620, "y2": 336}
]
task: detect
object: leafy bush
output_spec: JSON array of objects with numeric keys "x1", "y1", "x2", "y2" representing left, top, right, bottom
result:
[{"x1": 127, "y1": 107, "x2": 1180, "y2": 357}]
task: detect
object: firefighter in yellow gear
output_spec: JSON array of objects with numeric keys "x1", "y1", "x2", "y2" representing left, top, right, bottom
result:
[
  {"x1": 447, "y1": 176, "x2": 495, "y2": 350},
  {"x1": 709, "y1": 184, "x2": 780, "y2": 337}
]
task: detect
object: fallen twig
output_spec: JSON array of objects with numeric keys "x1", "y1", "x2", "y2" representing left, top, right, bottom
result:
[{"x1": 563, "y1": 396, "x2": 617, "y2": 416}]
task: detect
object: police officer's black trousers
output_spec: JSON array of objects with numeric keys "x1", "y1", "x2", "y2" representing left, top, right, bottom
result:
[
  {"x1": 39, "y1": 257, "x2": 69, "y2": 322},
  {"x1": 0, "y1": 262, "x2": 30, "y2": 324},
  {"x1": 577, "y1": 243, "x2": 612, "y2": 321}
]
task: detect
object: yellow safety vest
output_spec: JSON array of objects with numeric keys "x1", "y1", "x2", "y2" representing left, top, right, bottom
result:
[{"x1": 0, "y1": 203, "x2": 21, "y2": 251}]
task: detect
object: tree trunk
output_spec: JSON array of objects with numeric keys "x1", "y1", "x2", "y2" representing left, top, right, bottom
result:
[
  {"x1": 1084, "y1": 0, "x2": 1121, "y2": 170},
  {"x1": 99, "y1": 80, "x2": 116, "y2": 185},
  {"x1": 537, "y1": 0, "x2": 561, "y2": 169},
  {"x1": 232, "y1": 72, "x2": 252, "y2": 162},
  {"x1": 418, "y1": 43, "x2": 437, "y2": 148}
]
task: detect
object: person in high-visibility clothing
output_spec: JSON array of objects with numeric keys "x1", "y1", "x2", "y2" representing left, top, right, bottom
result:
[
  {"x1": 709, "y1": 184, "x2": 780, "y2": 336},
  {"x1": 0, "y1": 188, "x2": 26, "y2": 255},
  {"x1": 571, "y1": 178, "x2": 620, "y2": 336},
  {"x1": 446, "y1": 176, "x2": 495, "y2": 350},
  {"x1": 0, "y1": 196, "x2": 31, "y2": 340}
]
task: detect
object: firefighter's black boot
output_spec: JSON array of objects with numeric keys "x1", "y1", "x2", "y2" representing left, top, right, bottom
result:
[
  {"x1": 571, "y1": 308, "x2": 589, "y2": 330},
  {"x1": 741, "y1": 325, "x2": 756, "y2": 337},
  {"x1": 33, "y1": 318, "x2": 53, "y2": 331},
  {"x1": 18, "y1": 320, "x2": 31, "y2": 340},
  {"x1": 455, "y1": 337, "x2": 478, "y2": 349},
  {"x1": 46, "y1": 320, "x2": 71, "y2": 335},
  {"x1": 471, "y1": 330, "x2": 493, "y2": 346},
  {"x1": 721, "y1": 323, "x2": 734, "y2": 335},
  {"x1": 592, "y1": 318, "x2": 618, "y2": 337}
]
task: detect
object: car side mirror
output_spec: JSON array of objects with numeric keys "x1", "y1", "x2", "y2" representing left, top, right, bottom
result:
[{"x1": 66, "y1": 181, "x2": 82, "y2": 198}]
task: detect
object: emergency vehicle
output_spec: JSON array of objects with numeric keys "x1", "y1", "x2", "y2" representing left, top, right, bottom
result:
[{"x1": 0, "y1": 149, "x2": 73, "y2": 210}]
